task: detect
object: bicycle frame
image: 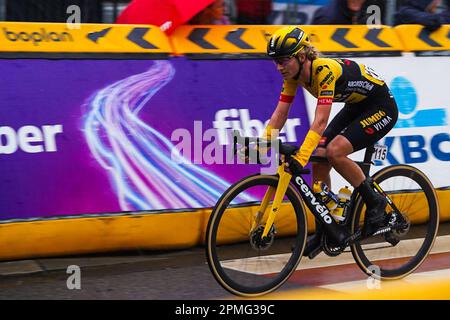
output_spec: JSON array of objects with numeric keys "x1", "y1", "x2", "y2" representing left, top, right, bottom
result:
[
  {"x1": 255, "y1": 144, "x2": 394, "y2": 244},
  {"x1": 254, "y1": 162, "x2": 347, "y2": 243},
  {"x1": 256, "y1": 163, "x2": 292, "y2": 238}
]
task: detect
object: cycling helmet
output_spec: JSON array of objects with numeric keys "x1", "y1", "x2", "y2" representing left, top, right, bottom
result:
[{"x1": 267, "y1": 26, "x2": 311, "y2": 58}]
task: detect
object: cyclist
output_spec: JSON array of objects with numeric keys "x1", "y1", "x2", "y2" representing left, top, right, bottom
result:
[{"x1": 263, "y1": 26, "x2": 399, "y2": 256}]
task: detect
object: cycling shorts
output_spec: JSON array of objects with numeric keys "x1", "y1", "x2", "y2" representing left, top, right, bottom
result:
[{"x1": 318, "y1": 84, "x2": 398, "y2": 152}]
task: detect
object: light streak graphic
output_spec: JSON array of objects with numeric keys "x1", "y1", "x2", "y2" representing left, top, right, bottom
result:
[{"x1": 83, "y1": 61, "x2": 255, "y2": 211}]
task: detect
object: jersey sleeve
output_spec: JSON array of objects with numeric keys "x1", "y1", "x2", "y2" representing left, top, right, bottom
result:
[
  {"x1": 315, "y1": 62, "x2": 340, "y2": 105},
  {"x1": 279, "y1": 80, "x2": 298, "y2": 103}
]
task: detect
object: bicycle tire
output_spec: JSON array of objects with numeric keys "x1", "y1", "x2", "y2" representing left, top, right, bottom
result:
[
  {"x1": 350, "y1": 164, "x2": 439, "y2": 280},
  {"x1": 205, "y1": 174, "x2": 308, "y2": 297}
]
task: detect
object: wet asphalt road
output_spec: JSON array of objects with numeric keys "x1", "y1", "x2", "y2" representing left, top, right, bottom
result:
[
  {"x1": 2, "y1": 223, "x2": 449, "y2": 300},
  {"x1": 0, "y1": 247, "x2": 233, "y2": 300}
]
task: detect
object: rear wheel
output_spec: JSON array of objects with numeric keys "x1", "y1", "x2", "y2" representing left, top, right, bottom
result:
[
  {"x1": 205, "y1": 174, "x2": 307, "y2": 297},
  {"x1": 351, "y1": 165, "x2": 439, "y2": 279}
]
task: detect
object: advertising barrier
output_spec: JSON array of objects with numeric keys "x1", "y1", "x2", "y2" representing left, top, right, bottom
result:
[
  {"x1": 1, "y1": 22, "x2": 448, "y2": 56},
  {"x1": 170, "y1": 25, "x2": 404, "y2": 55},
  {"x1": 0, "y1": 22, "x2": 449, "y2": 260},
  {"x1": 0, "y1": 58, "x2": 309, "y2": 221},
  {"x1": 395, "y1": 25, "x2": 450, "y2": 52},
  {"x1": 0, "y1": 22, "x2": 171, "y2": 54},
  {"x1": 294, "y1": 25, "x2": 403, "y2": 53}
]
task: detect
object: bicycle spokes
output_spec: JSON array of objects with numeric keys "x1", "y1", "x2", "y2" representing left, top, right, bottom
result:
[
  {"x1": 206, "y1": 175, "x2": 307, "y2": 296},
  {"x1": 351, "y1": 165, "x2": 438, "y2": 279}
]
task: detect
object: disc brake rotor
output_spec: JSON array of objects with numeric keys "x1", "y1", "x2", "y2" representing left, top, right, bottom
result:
[{"x1": 250, "y1": 225, "x2": 276, "y2": 251}]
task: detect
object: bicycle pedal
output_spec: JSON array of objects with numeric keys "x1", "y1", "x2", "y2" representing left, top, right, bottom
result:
[
  {"x1": 384, "y1": 233, "x2": 400, "y2": 246},
  {"x1": 307, "y1": 246, "x2": 322, "y2": 260}
]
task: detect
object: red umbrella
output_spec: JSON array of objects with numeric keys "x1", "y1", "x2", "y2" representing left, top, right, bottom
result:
[{"x1": 116, "y1": 0, "x2": 215, "y2": 35}]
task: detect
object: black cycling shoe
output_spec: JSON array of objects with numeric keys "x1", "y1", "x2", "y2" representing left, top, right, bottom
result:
[
  {"x1": 362, "y1": 195, "x2": 387, "y2": 237},
  {"x1": 357, "y1": 178, "x2": 388, "y2": 237},
  {"x1": 302, "y1": 233, "x2": 322, "y2": 259},
  {"x1": 302, "y1": 219, "x2": 323, "y2": 259}
]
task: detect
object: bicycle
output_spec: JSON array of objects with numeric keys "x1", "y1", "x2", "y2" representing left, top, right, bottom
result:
[{"x1": 205, "y1": 130, "x2": 439, "y2": 297}]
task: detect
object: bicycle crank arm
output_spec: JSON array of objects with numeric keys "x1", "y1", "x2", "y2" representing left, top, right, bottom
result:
[{"x1": 371, "y1": 226, "x2": 392, "y2": 236}]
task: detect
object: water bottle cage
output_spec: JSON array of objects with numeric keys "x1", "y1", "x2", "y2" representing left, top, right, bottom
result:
[
  {"x1": 318, "y1": 191, "x2": 330, "y2": 199},
  {"x1": 337, "y1": 200, "x2": 348, "y2": 207},
  {"x1": 321, "y1": 194, "x2": 330, "y2": 203}
]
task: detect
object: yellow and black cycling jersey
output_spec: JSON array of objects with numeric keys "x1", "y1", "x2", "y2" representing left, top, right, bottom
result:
[{"x1": 279, "y1": 57, "x2": 386, "y2": 105}]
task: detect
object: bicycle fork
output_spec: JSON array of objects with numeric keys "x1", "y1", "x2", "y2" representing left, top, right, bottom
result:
[{"x1": 250, "y1": 164, "x2": 292, "y2": 239}]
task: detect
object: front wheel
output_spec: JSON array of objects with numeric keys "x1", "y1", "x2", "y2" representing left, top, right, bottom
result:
[
  {"x1": 350, "y1": 165, "x2": 439, "y2": 280},
  {"x1": 205, "y1": 174, "x2": 307, "y2": 297}
]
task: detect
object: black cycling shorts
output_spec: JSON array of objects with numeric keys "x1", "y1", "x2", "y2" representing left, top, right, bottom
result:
[{"x1": 318, "y1": 84, "x2": 399, "y2": 152}]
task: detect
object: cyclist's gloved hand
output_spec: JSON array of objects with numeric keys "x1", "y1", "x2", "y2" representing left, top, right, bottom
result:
[
  {"x1": 237, "y1": 125, "x2": 277, "y2": 164},
  {"x1": 258, "y1": 124, "x2": 277, "y2": 158},
  {"x1": 237, "y1": 145, "x2": 252, "y2": 163},
  {"x1": 262, "y1": 124, "x2": 276, "y2": 141},
  {"x1": 237, "y1": 143, "x2": 269, "y2": 164}
]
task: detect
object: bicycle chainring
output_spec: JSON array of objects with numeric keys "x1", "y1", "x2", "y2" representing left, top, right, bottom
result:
[{"x1": 322, "y1": 234, "x2": 345, "y2": 257}]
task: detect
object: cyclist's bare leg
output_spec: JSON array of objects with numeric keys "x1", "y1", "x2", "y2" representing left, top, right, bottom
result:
[
  {"x1": 327, "y1": 135, "x2": 387, "y2": 234},
  {"x1": 312, "y1": 147, "x2": 332, "y2": 187},
  {"x1": 326, "y1": 135, "x2": 365, "y2": 188}
]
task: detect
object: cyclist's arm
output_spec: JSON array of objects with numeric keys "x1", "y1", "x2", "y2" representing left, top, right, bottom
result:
[
  {"x1": 310, "y1": 103, "x2": 331, "y2": 136},
  {"x1": 266, "y1": 100, "x2": 291, "y2": 134},
  {"x1": 264, "y1": 80, "x2": 298, "y2": 140}
]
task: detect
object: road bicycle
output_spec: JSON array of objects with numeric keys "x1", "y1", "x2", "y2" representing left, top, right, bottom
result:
[{"x1": 205, "y1": 131, "x2": 439, "y2": 297}]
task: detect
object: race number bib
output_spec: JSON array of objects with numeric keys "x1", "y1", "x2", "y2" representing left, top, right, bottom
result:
[{"x1": 372, "y1": 144, "x2": 388, "y2": 161}]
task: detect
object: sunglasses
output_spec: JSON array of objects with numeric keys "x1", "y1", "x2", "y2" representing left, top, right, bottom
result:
[{"x1": 273, "y1": 56, "x2": 293, "y2": 67}]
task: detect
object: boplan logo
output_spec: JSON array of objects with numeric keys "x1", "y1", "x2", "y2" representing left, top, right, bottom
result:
[
  {"x1": 2, "y1": 27, "x2": 74, "y2": 46},
  {"x1": 377, "y1": 76, "x2": 449, "y2": 165}
]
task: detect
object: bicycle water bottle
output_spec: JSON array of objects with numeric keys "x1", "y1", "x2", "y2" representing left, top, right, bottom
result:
[
  {"x1": 313, "y1": 181, "x2": 338, "y2": 211},
  {"x1": 332, "y1": 186, "x2": 352, "y2": 222}
]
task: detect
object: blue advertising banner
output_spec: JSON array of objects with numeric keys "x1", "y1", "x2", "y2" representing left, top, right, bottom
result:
[{"x1": 0, "y1": 58, "x2": 310, "y2": 220}]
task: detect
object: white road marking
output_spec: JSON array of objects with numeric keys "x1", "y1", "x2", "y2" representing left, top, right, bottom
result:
[
  {"x1": 318, "y1": 268, "x2": 450, "y2": 293},
  {"x1": 220, "y1": 235, "x2": 450, "y2": 275}
]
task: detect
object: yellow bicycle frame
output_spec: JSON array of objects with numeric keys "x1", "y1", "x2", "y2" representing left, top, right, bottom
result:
[{"x1": 250, "y1": 163, "x2": 292, "y2": 239}]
